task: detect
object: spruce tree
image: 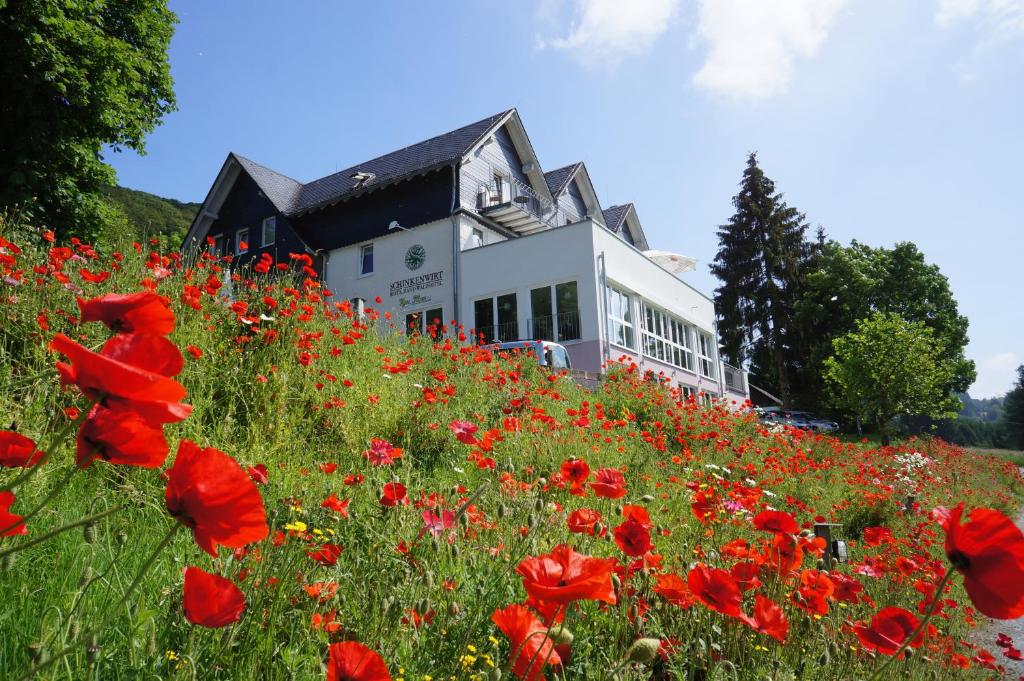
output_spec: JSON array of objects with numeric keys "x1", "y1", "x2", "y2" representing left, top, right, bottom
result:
[
  {"x1": 711, "y1": 153, "x2": 809, "y2": 406},
  {"x1": 1001, "y1": 366, "x2": 1024, "y2": 450}
]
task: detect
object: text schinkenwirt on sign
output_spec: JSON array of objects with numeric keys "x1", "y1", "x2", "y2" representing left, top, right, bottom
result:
[{"x1": 389, "y1": 271, "x2": 444, "y2": 297}]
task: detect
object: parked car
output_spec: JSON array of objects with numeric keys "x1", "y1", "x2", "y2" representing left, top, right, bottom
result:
[
  {"x1": 756, "y1": 408, "x2": 838, "y2": 433},
  {"x1": 491, "y1": 340, "x2": 572, "y2": 370}
]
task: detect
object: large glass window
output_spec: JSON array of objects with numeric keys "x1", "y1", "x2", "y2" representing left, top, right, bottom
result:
[
  {"x1": 529, "y1": 282, "x2": 580, "y2": 342},
  {"x1": 640, "y1": 302, "x2": 694, "y2": 372},
  {"x1": 261, "y1": 217, "x2": 276, "y2": 246},
  {"x1": 474, "y1": 295, "x2": 517, "y2": 343},
  {"x1": 696, "y1": 331, "x2": 717, "y2": 379},
  {"x1": 359, "y1": 243, "x2": 374, "y2": 275},
  {"x1": 605, "y1": 284, "x2": 635, "y2": 349}
]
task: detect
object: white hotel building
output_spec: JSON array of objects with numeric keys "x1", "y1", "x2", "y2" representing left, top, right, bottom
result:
[{"x1": 184, "y1": 109, "x2": 749, "y2": 404}]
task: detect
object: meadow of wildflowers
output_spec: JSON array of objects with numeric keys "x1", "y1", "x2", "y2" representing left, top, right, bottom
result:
[{"x1": 1, "y1": 221, "x2": 1023, "y2": 680}]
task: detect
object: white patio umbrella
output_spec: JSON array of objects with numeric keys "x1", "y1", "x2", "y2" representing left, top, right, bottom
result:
[{"x1": 642, "y1": 250, "x2": 697, "y2": 275}]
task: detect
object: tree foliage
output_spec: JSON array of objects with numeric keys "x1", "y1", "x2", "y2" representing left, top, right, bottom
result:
[
  {"x1": 1000, "y1": 366, "x2": 1024, "y2": 450},
  {"x1": 824, "y1": 312, "x2": 959, "y2": 443},
  {"x1": 104, "y1": 185, "x2": 199, "y2": 245},
  {"x1": 0, "y1": 0, "x2": 177, "y2": 239},
  {"x1": 711, "y1": 153, "x2": 811, "y2": 405}
]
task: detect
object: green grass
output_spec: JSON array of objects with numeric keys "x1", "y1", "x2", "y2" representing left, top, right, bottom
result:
[{"x1": 1, "y1": 225, "x2": 1022, "y2": 680}]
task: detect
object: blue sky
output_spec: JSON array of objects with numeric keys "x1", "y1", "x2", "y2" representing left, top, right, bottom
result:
[{"x1": 108, "y1": 0, "x2": 1024, "y2": 398}]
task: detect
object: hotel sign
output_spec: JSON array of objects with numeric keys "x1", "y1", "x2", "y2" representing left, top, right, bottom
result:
[{"x1": 390, "y1": 270, "x2": 444, "y2": 297}]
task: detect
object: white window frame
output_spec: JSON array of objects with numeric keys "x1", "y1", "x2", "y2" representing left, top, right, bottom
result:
[
  {"x1": 528, "y1": 279, "x2": 581, "y2": 343},
  {"x1": 696, "y1": 331, "x2": 717, "y2": 380},
  {"x1": 640, "y1": 302, "x2": 695, "y2": 372},
  {"x1": 472, "y1": 227, "x2": 484, "y2": 247},
  {"x1": 210, "y1": 233, "x2": 224, "y2": 256},
  {"x1": 261, "y1": 216, "x2": 276, "y2": 247},
  {"x1": 235, "y1": 228, "x2": 249, "y2": 255},
  {"x1": 359, "y1": 243, "x2": 374, "y2": 277},
  {"x1": 605, "y1": 284, "x2": 636, "y2": 350}
]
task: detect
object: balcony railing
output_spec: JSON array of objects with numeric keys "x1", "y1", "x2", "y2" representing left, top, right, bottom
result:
[
  {"x1": 474, "y1": 319, "x2": 520, "y2": 344},
  {"x1": 723, "y1": 363, "x2": 747, "y2": 394},
  {"x1": 528, "y1": 311, "x2": 581, "y2": 343},
  {"x1": 477, "y1": 176, "x2": 557, "y2": 232}
]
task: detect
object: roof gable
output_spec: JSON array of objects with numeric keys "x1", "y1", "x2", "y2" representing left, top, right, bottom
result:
[
  {"x1": 233, "y1": 154, "x2": 303, "y2": 213},
  {"x1": 544, "y1": 163, "x2": 582, "y2": 195}
]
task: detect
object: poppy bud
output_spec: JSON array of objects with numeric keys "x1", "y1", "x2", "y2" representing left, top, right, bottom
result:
[
  {"x1": 625, "y1": 638, "x2": 661, "y2": 665},
  {"x1": 641, "y1": 495, "x2": 655, "y2": 503},
  {"x1": 450, "y1": 543, "x2": 459, "y2": 557},
  {"x1": 424, "y1": 571, "x2": 434, "y2": 589},
  {"x1": 83, "y1": 521, "x2": 98, "y2": 544},
  {"x1": 2, "y1": 554, "x2": 16, "y2": 571},
  {"x1": 615, "y1": 505, "x2": 624, "y2": 515},
  {"x1": 459, "y1": 512, "x2": 469, "y2": 528},
  {"x1": 537, "y1": 477, "x2": 547, "y2": 487},
  {"x1": 593, "y1": 522, "x2": 604, "y2": 536},
  {"x1": 116, "y1": 531, "x2": 128, "y2": 546},
  {"x1": 527, "y1": 513, "x2": 537, "y2": 529},
  {"x1": 449, "y1": 602, "x2": 461, "y2": 616},
  {"x1": 78, "y1": 567, "x2": 94, "y2": 588},
  {"x1": 496, "y1": 503, "x2": 507, "y2": 518},
  {"x1": 549, "y1": 624, "x2": 574, "y2": 645},
  {"x1": 27, "y1": 642, "x2": 47, "y2": 664},
  {"x1": 533, "y1": 498, "x2": 544, "y2": 512},
  {"x1": 611, "y1": 573, "x2": 622, "y2": 590}
]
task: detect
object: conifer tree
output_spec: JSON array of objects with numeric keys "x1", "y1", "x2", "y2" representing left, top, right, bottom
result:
[{"x1": 711, "y1": 153, "x2": 809, "y2": 406}]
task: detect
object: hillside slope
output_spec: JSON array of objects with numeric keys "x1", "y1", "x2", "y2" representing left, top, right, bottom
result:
[
  {"x1": 0, "y1": 225, "x2": 1022, "y2": 680},
  {"x1": 103, "y1": 185, "x2": 200, "y2": 244}
]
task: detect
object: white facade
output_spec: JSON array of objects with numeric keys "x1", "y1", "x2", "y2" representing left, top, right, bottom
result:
[{"x1": 323, "y1": 215, "x2": 749, "y2": 405}]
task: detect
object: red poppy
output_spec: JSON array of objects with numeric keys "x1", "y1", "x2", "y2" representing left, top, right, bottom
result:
[
  {"x1": 613, "y1": 505, "x2": 654, "y2": 557},
  {"x1": 831, "y1": 572, "x2": 864, "y2": 604},
  {"x1": 730, "y1": 561, "x2": 762, "y2": 592},
  {"x1": 516, "y1": 544, "x2": 617, "y2": 606},
  {"x1": 794, "y1": 569, "x2": 834, "y2": 615},
  {"x1": 566, "y1": 508, "x2": 602, "y2": 536},
  {"x1": 753, "y1": 510, "x2": 798, "y2": 534},
  {"x1": 363, "y1": 438, "x2": 403, "y2": 466},
  {"x1": 764, "y1": 532, "x2": 804, "y2": 575},
  {"x1": 653, "y1": 573, "x2": 694, "y2": 609},
  {"x1": 322, "y1": 494, "x2": 350, "y2": 517},
  {"x1": 164, "y1": 440, "x2": 269, "y2": 556},
  {"x1": 247, "y1": 464, "x2": 269, "y2": 484},
  {"x1": 50, "y1": 333, "x2": 191, "y2": 424},
  {"x1": 0, "y1": 430, "x2": 44, "y2": 467},
  {"x1": 687, "y1": 564, "x2": 743, "y2": 618},
  {"x1": 326, "y1": 641, "x2": 392, "y2": 681},
  {"x1": 0, "y1": 491, "x2": 27, "y2": 536},
  {"x1": 380, "y1": 482, "x2": 408, "y2": 507},
  {"x1": 182, "y1": 566, "x2": 245, "y2": 628},
  {"x1": 77, "y1": 292, "x2": 174, "y2": 336},
  {"x1": 559, "y1": 458, "x2": 590, "y2": 493},
  {"x1": 308, "y1": 543, "x2": 343, "y2": 565},
  {"x1": 589, "y1": 467, "x2": 627, "y2": 499},
  {"x1": 741, "y1": 594, "x2": 789, "y2": 643},
  {"x1": 862, "y1": 526, "x2": 894, "y2": 546},
  {"x1": 491, "y1": 604, "x2": 561, "y2": 681},
  {"x1": 854, "y1": 606, "x2": 923, "y2": 655},
  {"x1": 943, "y1": 503, "x2": 1024, "y2": 619},
  {"x1": 75, "y1": 405, "x2": 168, "y2": 468}
]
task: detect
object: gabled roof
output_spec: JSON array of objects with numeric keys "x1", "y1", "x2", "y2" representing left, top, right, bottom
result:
[
  {"x1": 232, "y1": 154, "x2": 303, "y2": 213},
  {"x1": 543, "y1": 163, "x2": 583, "y2": 196},
  {"x1": 602, "y1": 204, "x2": 631, "y2": 232},
  {"x1": 292, "y1": 109, "x2": 513, "y2": 215}
]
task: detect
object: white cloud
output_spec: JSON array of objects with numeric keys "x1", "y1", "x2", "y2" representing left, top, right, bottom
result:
[
  {"x1": 936, "y1": 0, "x2": 1024, "y2": 32},
  {"x1": 691, "y1": 0, "x2": 850, "y2": 100},
  {"x1": 539, "y1": 0, "x2": 680, "y2": 63},
  {"x1": 971, "y1": 351, "x2": 1021, "y2": 398}
]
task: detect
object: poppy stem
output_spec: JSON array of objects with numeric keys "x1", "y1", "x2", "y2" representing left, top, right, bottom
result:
[
  {"x1": 0, "y1": 504, "x2": 123, "y2": 559},
  {"x1": 15, "y1": 523, "x2": 180, "y2": 681},
  {"x1": 864, "y1": 568, "x2": 954, "y2": 681},
  {"x1": 0, "y1": 462, "x2": 82, "y2": 537}
]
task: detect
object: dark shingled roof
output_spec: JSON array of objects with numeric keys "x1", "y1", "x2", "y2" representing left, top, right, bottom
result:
[
  {"x1": 543, "y1": 163, "x2": 581, "y2": 196},
  {"x1": 287, "y1": 109, "x2": 513, "y2": 215},
  {"x1": 232, "y1": 154, "x2": 304, "y2": 214},
  {"x1": 602, "y1": 203, "x2": 632, "y2": 231}
]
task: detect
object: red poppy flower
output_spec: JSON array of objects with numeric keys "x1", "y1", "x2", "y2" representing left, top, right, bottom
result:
[
  {"x1": 164, "y1": 440, "x2": 269, "y2": 556},
  {"x1": 831, "y1": 572, "x2": 864, "y2": 603},
  {"x1": 794, "y1": 569, "x2": 834, "y2": 616},
  {"x1": 326, "y1": 641, "x2": 392, "y2": 681},
  {"x1": 75, "y1": 405, "x2": 168, "y2": 468},
  {"x1": 308, "y1": 543, "x2": 343, "y2": 565},
  {"x1": 491, "y1": 604, "x2": 561, "y2": 681},
  {"x1": 764, "y1": 532, "x2": 804, "y2": 575},
  {"x1": 653, "y1": 573, "x2": 694, "y2": 609},
  {"x1": 50, "y1": 333, "x2": 191, "y2": 424},
  {"x1": 380, "y1": 482, "x2": 408, "y2": 507},
  {"x1": 247, "y1": 464, "x2": 269, "y2": 484},
  {"x1": 687, "y1": 564, "x2": 743, "y2": 618},
  {"x1": 753, "y1": 510, "x2": 798, "y2": 534},
  {"x1": 589, "y1": 467, "x2": 627, "y2": 499},
  {"x1": 559, "y1": 458, "x2": 590, "y2": 493},
  {"x1": 516, "y1": 544, "x2": 617, "y2": 606},
  {"x1": 613, "y1": 505, "x2": 654, "y2": 557},
  {"x1": 77, "y1": 292, "x2": 174, "y2": 336},
  {"x1": 0, "y1": 430, "x2": 44, "y2": 467},
  {"x1": 943, "y1": 503, "x2": 1024, "y2": 619},
  {"x1": 854, "y1": 607, "x2": 922, "y2": 655},
  {"x1": 322, "y1": 494, "x2": 350, "y2": 517},
  {"x1": 363, "y1": 438, "x2": 402, "y2": 466},
  {"x1": 0, "y1": 491, "x2": 27, "y2": 536},
  {"x1": 566, "y1": 508, "x2": 602, "y2": 535},
  {"x1": 741, "y1": 594, "x2": 789, "y2": 643},
  {"x1": 862, "y1": 526, "x2": 894, "y2": 546},
  {"x1": 182, "y1": 566, "x2": 245, "y2": 628}
]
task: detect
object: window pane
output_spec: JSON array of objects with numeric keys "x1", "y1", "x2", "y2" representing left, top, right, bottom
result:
[
  {"x1": 262, "y1": 217, "x2": 276, "y2": 246},
  {"x1": 497, "y1": 293, "x2": 518, "y2": 342},
  {"x1": 531, "y1": 287, "x2": 553, "y2": 340},
  {"x1": 555, "y1": 281, "x2": 579, "y2": 342},
  {"x1": 405, "y1": 312, "x2": 421, "y2": 335},
  {"x1": 361, "y1": 244, "x2": 373, "y2": 274},
  {"x1": 474, "y1": 298, "x2": 494, "y2": 343}
]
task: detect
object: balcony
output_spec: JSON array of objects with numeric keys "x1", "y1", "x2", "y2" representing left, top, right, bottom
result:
[
  {"x1": 528, "y1": 311, "x2": 581, "y2": 343},
  {"x1": 723, "y1": 363, "x2": 748, "y2": 395},
  {"x1": 477, "y1": 176, "x2": 556, "y2": 234}
]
